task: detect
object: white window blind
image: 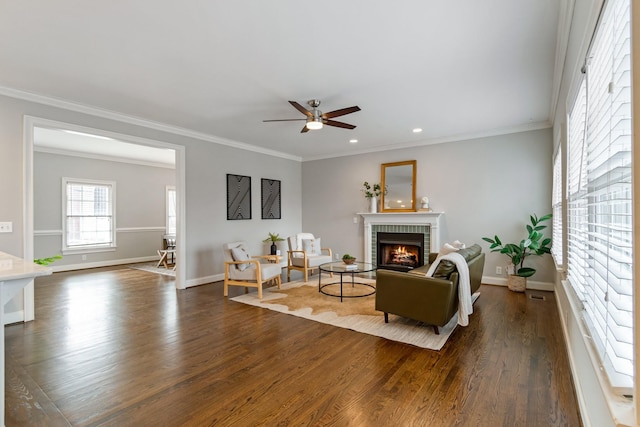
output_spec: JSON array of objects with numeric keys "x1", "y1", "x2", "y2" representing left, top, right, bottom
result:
[
  {"x1": 566, "y1": 0, "x2": 633, "y2": 390},
  {"x1": 551, "y1": 148, "x2": 563, "y2": 267},
  {"x1": 166, "y1": 186, "x2": 177, "y2": 235},
  {"x1": 63, "y1": 178, "x2": 116, "y2": 251}
]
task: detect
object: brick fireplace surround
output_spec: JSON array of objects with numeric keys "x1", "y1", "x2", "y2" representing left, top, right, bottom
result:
[{"x1": 359, "y1": 212, "x2": 444, "y2": 268}]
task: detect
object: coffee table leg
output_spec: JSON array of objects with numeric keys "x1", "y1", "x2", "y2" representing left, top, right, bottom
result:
[{"x1": 340, "y1": 274, "x2": 343, "y2": 302}]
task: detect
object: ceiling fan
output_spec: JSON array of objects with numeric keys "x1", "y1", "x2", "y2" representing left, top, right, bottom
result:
[{"x1": 263, "y1": 100, "x2": 361, "y2": 133}]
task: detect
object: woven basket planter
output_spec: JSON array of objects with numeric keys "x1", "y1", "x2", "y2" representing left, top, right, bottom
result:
[{"x1": 507, "y1": 275, "x2": 526, "y2": 292}]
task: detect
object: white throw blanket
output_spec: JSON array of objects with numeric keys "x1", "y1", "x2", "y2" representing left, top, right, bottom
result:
[{"x1": 425, "y1": 252, "x2": 473, "y2": 326}]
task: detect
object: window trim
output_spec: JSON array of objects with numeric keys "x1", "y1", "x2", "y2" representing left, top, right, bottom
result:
[
  {"x1": 62, "y1": 177, "x2": 117, "y2": 254},
  {"x1": 551, "y1": 142, "x2": 564, "y2": 270}
]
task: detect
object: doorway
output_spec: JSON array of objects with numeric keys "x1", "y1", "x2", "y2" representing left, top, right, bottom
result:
[{"x1": 23, "y1": 116, "x2": 186, "y2": 322}]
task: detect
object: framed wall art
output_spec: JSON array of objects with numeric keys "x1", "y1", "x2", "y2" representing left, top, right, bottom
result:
[
  {"x1": 261, "y1": 178, "x2": 281, "y2": 219},
  {"x1": 227, "y1": 174, "x2": 251, "y2": 220}
]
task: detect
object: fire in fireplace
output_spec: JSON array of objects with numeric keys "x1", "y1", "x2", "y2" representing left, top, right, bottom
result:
[{"x1": 377, "y1": 232, "x2": 424, "y2": 272}]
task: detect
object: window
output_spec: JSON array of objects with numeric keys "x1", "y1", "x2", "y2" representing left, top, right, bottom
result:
[
  {"x1": 551, "y1": 147, "x2": 563, "y2": 267},
  {"x1": 166, "y1": 186, "x2": 176, "y2": 235},
  {"x1": 63, "y1": 178, "x2": 116, "y2": 252},
  {"x1": 565, "y1": 0, "x2": 633, "y2": 390}
]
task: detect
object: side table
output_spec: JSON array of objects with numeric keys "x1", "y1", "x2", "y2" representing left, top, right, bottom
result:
[
  {"x1": 254, "y1": 254, "x2": 282, "y2": 264},
  {"x1": 157, "y1": 249, "x2": 176, "y2": 270}
]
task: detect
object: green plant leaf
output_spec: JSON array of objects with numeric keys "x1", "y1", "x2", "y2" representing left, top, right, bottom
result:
[
  {"x1": 34, "y1": 254, "x2": 62, "y2": 266},
  {"x1": 517, "y1": 267, "x2": 536, "y2": 277},
  {"x1": 538, "y1": 213, "x2": 552, "y2": 222}
]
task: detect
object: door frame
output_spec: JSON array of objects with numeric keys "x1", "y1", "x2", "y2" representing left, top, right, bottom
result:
[{"x1": 23, "y1": 116, "x2": 187, "y2": 321}]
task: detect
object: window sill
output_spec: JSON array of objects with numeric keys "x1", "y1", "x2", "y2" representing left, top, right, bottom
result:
[{"x1": 560, "y1": 279, "x2": 635, "y2": 426}]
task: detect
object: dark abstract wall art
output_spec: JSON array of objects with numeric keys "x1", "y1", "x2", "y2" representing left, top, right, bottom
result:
[
  {"x1": 261, "y1": 178, "x2": 281, "y2": 219},
  {"x1": 227, "y1": 174, "x2": 251, "y2": 220}
]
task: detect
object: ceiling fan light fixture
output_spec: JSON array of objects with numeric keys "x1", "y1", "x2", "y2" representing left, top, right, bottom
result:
[{"x1": 306, "y1": 120, "x2": 323, "y2": 130}]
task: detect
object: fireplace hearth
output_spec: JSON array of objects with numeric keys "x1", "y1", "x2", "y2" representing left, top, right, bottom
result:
[{"x1": 377, "y1": 232, "x2": 424, "y2": 272}]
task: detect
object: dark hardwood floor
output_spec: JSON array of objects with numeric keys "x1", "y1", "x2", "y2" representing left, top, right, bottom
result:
[{"x1": 5, "y1": 266, "x2": 581, "y2": 426}]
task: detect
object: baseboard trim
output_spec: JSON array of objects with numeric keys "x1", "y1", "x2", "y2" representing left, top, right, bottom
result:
[
  {"x1": 49, "y1": 258, "x2": 224, "y2": 288},
  {"x1": 185, "y1": 274, "x2": 224, "y2": 288},
  {"x1": 4, "y1": 310, "x2": 25, "y2": 325},
  {"x1": 51, "y1": 256, "x2": 158, "y2": 272},
  {"x1": 482, "y1": 275, "x2": 555, "y2": 292}
]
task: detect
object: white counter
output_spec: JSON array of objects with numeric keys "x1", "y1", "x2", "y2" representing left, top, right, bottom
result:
[{"x1": 0, "y1": 251, "x2": 51, "y2": 425}]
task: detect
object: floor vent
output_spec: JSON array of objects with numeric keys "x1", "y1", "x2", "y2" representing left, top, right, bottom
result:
[{"x1": 529, "y1": 294, "x2": 546, "y2": 301}]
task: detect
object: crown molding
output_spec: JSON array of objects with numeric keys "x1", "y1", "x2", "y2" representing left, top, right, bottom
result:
[
  {"x1": 549, "y1": 0, "x2": 576, "y2": 123},
  {"x1": 0, "y1": 85, "x2": 302, "y2": 162},
  {"x1": 303, "y1": 120, "x2": 552, "y2": 162}
]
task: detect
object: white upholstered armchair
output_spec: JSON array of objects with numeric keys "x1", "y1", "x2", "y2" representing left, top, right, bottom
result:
[
  {"x1": 287, "y1": 233, "x2": 332, "y2": 282},
  {"x1": 223, "y1": 241, "x2": 282, "y2": 299}
]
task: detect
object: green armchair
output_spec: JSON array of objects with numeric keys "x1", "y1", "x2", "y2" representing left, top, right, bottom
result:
[{"x1": 375, "y1": 244, "x2": 485, "y2": 334}]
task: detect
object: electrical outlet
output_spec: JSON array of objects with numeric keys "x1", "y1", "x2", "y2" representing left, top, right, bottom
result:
[
  {"x1": 0, "y1": 222, "x2": 13, "y2": 233},
  {"x1": 82, "y1": 255, "x2": 87, "y2": 261},
  {"x1": 353, "y1": 216, "x2": 358, "y2": 224},
  {"x1": 334, "y1": 253, "x2": 339, "y2": 260},
  {"x1": 496, "y1": 266, "x2": 502, "y2": 275}
]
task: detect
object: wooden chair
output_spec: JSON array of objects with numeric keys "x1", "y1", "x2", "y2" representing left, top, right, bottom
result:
[
  {"x1": 286, "y1": 233, "x2": 332, "y2": 282},
  {"x1": 223, "y1": 241, "x2": 282, "y2": 299}
]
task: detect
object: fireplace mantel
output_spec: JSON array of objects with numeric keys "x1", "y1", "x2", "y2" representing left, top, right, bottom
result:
[{"x1": 358, "y1": 212, "x2": 444, "y2": 266}]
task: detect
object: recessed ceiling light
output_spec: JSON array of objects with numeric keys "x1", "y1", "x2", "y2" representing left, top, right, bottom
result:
[
  {"x1": 349, "y1": 139, "x2": 358, "y2": 143},
  {"x1": 412, "y1": 128, "x2": 423, "y2": 133}
]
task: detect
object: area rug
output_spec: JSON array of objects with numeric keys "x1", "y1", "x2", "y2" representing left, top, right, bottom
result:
[
  {"x1": 230, "y1": 276, "x2": 479, "y2": 350},
  {"x1": 128, "y1": 262, "x2": 175, "y2": 277}
]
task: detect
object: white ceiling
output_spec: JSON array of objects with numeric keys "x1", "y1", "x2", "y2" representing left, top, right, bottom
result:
[
  {"x1": 1, "y1": 1, "x2": 564, "y2": 161},
  {"x1": 33, "y1": 127, "x2": 176, "y2": 168}
]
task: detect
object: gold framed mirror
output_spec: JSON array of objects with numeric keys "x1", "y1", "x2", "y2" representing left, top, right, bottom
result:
[{"x1": 381, "y1": 160, "x2": 417, "y2": 212}]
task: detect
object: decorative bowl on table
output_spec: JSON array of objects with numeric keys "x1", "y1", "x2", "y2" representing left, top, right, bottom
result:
[{"x1": 342, "y1": 257, "x2": 356, "y2": 265}]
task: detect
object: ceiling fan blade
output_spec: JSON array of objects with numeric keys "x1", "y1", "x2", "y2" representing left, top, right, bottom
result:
[
  {"x1": 322, "y1": 106, "x2": 361, "y2": 119},
  {"x1": 324, "y1": 119, "x2": 356, "y2": 130},
  {"x1": 289, "y1": 101, "x2": 313, "y2": 118},
  {"x1": 263, "y1": 118, "x2": 306, "y2": 122},
  {"x1": 300, "y1": 125, "x2": 310, "y2": 133}
]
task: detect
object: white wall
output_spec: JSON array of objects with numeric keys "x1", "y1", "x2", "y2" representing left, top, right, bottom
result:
[{"x1": 302, "y1": 128, "x2": 555, "y2": 286}]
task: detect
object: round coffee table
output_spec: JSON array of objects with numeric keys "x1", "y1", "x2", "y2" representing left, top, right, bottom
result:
[{"x1": 318, "y1": 261, "x2": 376, "y2": 302}]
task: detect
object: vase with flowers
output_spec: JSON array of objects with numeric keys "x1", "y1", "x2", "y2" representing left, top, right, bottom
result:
[{"x1": 362, "y1": 181, "x2": 385, "y2": 213}]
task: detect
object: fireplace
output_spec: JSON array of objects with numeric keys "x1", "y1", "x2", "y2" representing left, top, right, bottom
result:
[
  {"x1": 360, "y1": 211, "x2": 443, "y2": 269},
  {"x1": 376, "y1": 232, "x2": 424, "y2": 272}
]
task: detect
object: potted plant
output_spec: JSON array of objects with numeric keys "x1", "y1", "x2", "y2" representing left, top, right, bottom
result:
[
  {"x1": 362, "y1": 182, "x2": 386, "y2": 213},
  {"x1": 263, "y1": 232, "x2": 285, "y2": 255},
  {"x1": 482, "y1": 213, "x2": 552, "y2": 292},
  {"x1": 342, "y1": 254, "x2": 356, "y2": 264}
]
